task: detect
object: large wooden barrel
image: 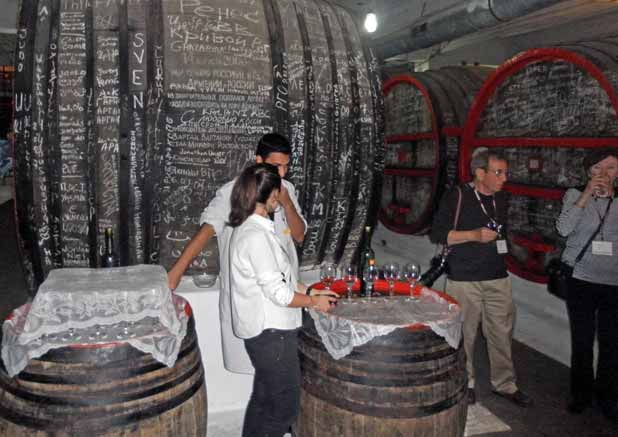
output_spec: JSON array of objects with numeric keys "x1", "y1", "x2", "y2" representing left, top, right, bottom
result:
[
  {"x1": 381, "y1": 67, "x2": 489, "y2": 234},
  {"x1": 460, "y1": 39, "x2": 618, "y2": 283},
  {"x1": 12, "y1": 0, "x2": 384, "y2": 293},
  {"x1": 297, "y1": 316, "x2": 467, "y2": 436},
  {"x1": 0, "y1": 311, "x2": 207, "y2": 436}
]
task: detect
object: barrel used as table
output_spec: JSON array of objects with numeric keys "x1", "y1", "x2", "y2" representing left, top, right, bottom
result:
[
  {"x1": 296, "y1": 298, "x2": 467, "y2": 437},
  {"x1": 0, "y1": 312, "x2": 207, "y2": 436}
]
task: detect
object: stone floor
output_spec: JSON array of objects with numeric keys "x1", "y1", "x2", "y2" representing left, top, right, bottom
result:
[{"x1": 1, "y1": 196, "x2": 617, "y2": 436}]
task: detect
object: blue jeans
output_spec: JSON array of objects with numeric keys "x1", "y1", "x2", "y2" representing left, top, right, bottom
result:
[{"x1": 242, "y1": 328, "x2": 301, "y2": 437}]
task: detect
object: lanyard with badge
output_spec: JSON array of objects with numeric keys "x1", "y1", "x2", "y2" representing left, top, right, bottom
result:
[
  {"x1": 472, "y1": 184, "x2": 508, "y2": 254},
  {"x1": 591, "y1": 197, "x2": 614, "y2": 257}
]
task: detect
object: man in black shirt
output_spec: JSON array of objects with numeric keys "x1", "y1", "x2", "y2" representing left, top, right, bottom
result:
[{"x1": 430, "y1": 148, "x2": 532, "y2": 407}]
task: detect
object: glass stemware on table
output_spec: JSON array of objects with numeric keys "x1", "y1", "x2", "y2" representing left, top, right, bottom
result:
[
  {"x1": 317, "y1": 261, "x2": 421, "y2": 300},
  {"x1": 382, "y1": 262, "x2": 400, "y2": 297},
  {"x1": 341, "y1": 265, "x2": 357, "y2": 299},
  {"x1": 401, "y1": 262, "x2": 421, "y2": 298},
  {"x1": 320, "y1": 264, "x2": 336, "y2": 290}
]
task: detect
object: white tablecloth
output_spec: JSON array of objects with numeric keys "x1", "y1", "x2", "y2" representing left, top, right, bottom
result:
[
  {"x1": 2, "y1": 265, "x2": 187, "y2": 377},
  {"x1": 309, "y1": 287, "x2": 462, "y2": 360}
]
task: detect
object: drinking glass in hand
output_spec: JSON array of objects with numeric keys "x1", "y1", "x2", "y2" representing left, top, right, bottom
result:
[
  {"x1": 363, "y1": 264, "x2": 379, "y2": 298},
  {"x1": 320, "y1": 264, "x2": 336, "y2": 289},
  {"x1": 341, "y1": 265, "x2": 357, "y2": 299},
  {"x1": 402, "y1": 262, "x2": 421, "y2": 297},
  {"x1": 382, "y1": 262, "x2": 400, "y2": 297}
]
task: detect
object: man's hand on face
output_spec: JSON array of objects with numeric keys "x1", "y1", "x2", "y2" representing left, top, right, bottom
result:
[{"x1": 278, "y1": 184, "x2": 293, "y2": 209}]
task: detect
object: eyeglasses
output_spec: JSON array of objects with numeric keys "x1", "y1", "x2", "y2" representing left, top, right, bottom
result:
[{"x1": 484, "y1": 168, "x2": 510, "y2": 178}]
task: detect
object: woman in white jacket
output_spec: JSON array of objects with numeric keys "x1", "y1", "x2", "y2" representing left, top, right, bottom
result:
[{"x1": 227, "y1": 163, "x2": 336, "y2": 437}]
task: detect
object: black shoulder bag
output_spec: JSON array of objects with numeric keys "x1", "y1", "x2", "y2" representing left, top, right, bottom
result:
[{"x1": 547, "y1": 198, "x2": 613, "y2": 300}]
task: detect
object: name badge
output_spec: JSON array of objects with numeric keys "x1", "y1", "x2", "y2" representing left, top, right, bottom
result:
[
  {"x1": 497, "y1": 239, "x2": 508, "y2": 254},
  {"x1": 592, "y1": 241, "x2": 613, "y2": 256}
]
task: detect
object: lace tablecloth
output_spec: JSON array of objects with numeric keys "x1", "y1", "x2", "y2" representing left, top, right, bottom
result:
[
  {"x1": 2, "y1": 265, "x2": 188, "y2": 377},
  {"x1": 309, "y1": 287, "x2": 462, "y2": 360}
]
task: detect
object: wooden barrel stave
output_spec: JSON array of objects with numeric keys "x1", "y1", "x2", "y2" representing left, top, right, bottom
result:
[
  {"x1": 297, "y1": 318, "x2": 467, "y2": 437},
  {"x1": 0, "y1": 316, "x2": 207, "y2": 436}
]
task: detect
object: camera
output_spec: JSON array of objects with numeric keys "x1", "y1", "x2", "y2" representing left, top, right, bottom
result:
[
  {"x1": 486, "y1": 220, "x2": 503, "y2": 235},
  {"x1": 419, "y1": 248, "x2": 450, "y2": 287}
]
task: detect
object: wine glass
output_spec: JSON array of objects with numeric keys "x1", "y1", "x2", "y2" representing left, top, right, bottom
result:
[
  {"x1": 382, "y1": 262, "x2": 400, "y2": 297},
  {"x1": 320, "y1": 264, "x2": 336, "y2": 290},
  {"x1": 402, "y1": 262, "x2": 421, "y2": 297},
  {"x1": 341, "y1": 265, "x2": 357, "y2": 299},
  {"x1": 363, "y1": 263, "x2": 379, "y2": 298}
]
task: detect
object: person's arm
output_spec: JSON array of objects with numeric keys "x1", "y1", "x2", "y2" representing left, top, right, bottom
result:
[
  {"x1": 556, "y1": 188, "x2": 588, "y2": 237},
  {"x1": 447, "y1": 228, "x2": 497, "y2": 245},
  {"x1": 244, "y1": 232, "x2": 336, "y2": 312},
  {"x1": 167, "y1": 224, "x2": 215, "y2": 290},
  {"x1": 279, "y1": 183, "x2": 306, "y2": 243},
  {"x1": 288, "y1": 292, "x2": 336, "y2": 312},
  {"x1": 430, "y1": 187, "x2": 496, "y2": 246}
]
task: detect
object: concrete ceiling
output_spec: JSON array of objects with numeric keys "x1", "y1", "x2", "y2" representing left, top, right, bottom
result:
[
  {"x1": 331, "y1": 0, "x2": 618, "y2": 68},
  {"x1": 2, "y1": 0, "x2": 618, "y2": 69}
]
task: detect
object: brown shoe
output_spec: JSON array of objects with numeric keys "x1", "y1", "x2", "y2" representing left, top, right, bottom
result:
[{"x1": 492, "y1": 389, "x2": 533, "y2": 407}]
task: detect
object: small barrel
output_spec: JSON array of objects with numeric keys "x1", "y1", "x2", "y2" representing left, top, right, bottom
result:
[
  {"x1": 0, "y1": 312, "x2": 207, "y2": 436},
  {"x1": 381, "y1": 67, "x2": 489, "y2": 234},
  {"x1": 296, "y1": 316, "x2": 467, "y2": 436}
]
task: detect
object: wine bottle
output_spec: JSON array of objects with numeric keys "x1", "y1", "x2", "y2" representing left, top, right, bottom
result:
[
  {"x1": 359, "y1": 226, "x2": 375, "y2": 297},
  {"x1": 101, "y1": 227, "x2": 119, "y2": 268}
]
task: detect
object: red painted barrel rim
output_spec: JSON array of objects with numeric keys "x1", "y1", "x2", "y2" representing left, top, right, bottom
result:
[
  {"x1": 381, "y1": 75, "x2": 442, "y2": 234},
  {"x1": 310, "y1": 281, "x2": 460, "y2": 332},
  {"x1": 459, "y1": 48, "x2": 618, "y2": 283}
]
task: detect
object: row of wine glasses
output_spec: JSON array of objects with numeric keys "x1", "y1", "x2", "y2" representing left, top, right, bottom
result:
[{"x1": 319, "y1": 262, "x2": 421, "y2": 299}]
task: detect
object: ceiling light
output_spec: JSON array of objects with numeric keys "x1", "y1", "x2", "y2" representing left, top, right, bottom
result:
[{"x1": 364, "y1": 12, "x2": 378, "y2": 33}]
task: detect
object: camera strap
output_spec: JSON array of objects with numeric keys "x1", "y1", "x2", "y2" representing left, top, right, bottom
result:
[
  {"x1": 442, "y1": 186, "x2": 463, "y2": 256},
  {"x1": 472, "y1": 185, "x2": 497, "y2": 224}
]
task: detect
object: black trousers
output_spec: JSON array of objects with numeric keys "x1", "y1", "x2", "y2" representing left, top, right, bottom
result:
[
  {"x1": 566, "y1": 276, "x2": 618, "y2": 409},
  {"x1": 242, "y1": 328, "x2": 301, "y2": 437}
]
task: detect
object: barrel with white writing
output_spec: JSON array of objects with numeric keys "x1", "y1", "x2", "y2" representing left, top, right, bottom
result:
[
  {"x1": 12, "y1": 0, "x2": 384, "y2": 292},
  {"x1": 459, "y1": 41, "x2": 618, "y2": 282},
  {"x1": 381, "y1": 67, "x2": 489, "y2": 234}
]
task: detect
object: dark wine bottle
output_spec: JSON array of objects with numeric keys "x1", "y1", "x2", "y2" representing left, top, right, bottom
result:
[
  {"x1": 359, "y1": 226, "x2": 375, "y2": 297},
  {"x1": 101, "y1": 227, "x2": 119, "y2": 268}
]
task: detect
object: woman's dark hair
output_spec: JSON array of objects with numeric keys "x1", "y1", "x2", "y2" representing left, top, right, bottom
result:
[
  {"x1": 255, "y1": 133, "x2": 291, "y2": 159},
  {"x1": 228, "y1": 163, "x2": 281, "y2": 227},
  {"x1": 583, "y1": 147, "x2": 618, "y2": 173}
]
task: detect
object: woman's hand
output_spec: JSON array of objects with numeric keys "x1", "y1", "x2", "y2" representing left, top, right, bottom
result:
[
  {"x1": 585, "y1": 174, "x2": 610, "y2": 196},
  {"x1": 310, "y1": 294, "x2": 338, "y2": 312},
  {"x1": 310, "y1": 289, "x2": 340, "y2": 298}
]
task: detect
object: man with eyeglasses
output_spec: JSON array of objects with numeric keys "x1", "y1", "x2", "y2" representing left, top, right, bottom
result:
[{"x1": 430, "y1": 147, "x2": 533, "y2": 408}]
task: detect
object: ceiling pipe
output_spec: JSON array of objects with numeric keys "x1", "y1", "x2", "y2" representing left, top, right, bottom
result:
[{"x1": 370, "y1": 0, "x2": 568, "y2": 60}]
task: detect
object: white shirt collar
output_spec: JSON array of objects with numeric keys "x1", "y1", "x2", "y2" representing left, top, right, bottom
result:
[{"x1": 247, "y1": 213, "x2": 275, "y2": 232}]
